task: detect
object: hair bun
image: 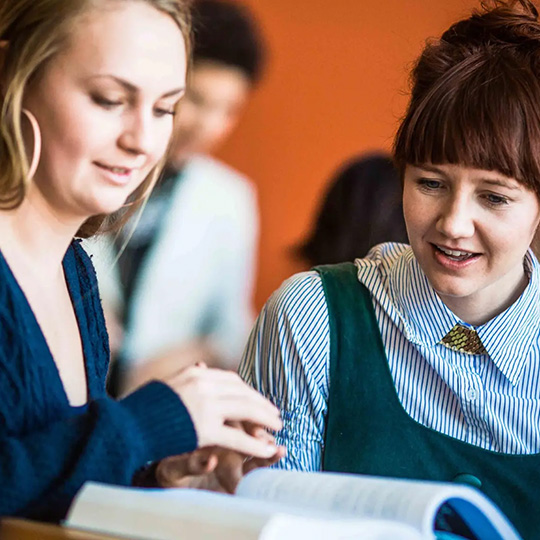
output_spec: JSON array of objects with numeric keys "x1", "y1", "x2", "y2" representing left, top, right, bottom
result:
[
  {"x1": 508, "y1": 0, "x2": 539, "y2": 19},
  {"x1": 442, "y1": 0, "x2": 540, "y2": 49}
]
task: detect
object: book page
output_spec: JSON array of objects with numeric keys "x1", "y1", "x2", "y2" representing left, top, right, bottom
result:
[
  {"x1": 237, "y1": 469, "x2": 520, "y2": 539},
  {"x1": 66, "y1": 483, "x2": 270, "y2": 540},
  {"x1": 66, "y1": 482, "x2": 422, "y2": 540},
  {"x1": 263, "y1": 514, "x2": 422, "y2": 540}
]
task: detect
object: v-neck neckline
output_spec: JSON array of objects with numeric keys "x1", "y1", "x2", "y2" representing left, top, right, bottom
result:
[{"x1": 0, "y1": 243, "x2": 91, "y2": 408}]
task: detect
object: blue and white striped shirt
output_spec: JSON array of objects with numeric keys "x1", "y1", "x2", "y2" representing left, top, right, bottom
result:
[{"x1": 239, "y1": 243, "x2": 540, "y2": 471}]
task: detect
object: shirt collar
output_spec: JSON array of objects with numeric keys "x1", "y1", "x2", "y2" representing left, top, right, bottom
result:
[
  {"x1": 476, "y1": 250, "x2": 540, "y2": 385},
  {"x1": 388, "y1": 247, "x2": 460, "y2": 347},
  {"x1": 358, "y1": 244, "x2": 540, "y2": 386}
]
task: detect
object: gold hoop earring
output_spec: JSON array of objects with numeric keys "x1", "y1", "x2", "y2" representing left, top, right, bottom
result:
[{"x1": 22, "y1": 108, "x2": 41, "y2": 179}]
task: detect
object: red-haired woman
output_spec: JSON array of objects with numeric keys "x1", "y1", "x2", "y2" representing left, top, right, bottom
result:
[{"x1": 241, "y1": 1, "x2": 540, "y2": 537}]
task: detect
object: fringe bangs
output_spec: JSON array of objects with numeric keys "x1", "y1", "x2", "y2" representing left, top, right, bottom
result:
[{"x1": 395, "y1": 52, "x2": 540, "y2": 196}]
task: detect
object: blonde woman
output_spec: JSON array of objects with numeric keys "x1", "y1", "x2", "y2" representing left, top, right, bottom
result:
[{"x1": 0, "y1": 0, "x2": 281, "y2": 522}]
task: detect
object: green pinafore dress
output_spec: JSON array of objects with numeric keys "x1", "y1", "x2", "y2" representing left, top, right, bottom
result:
[{"x1": 317, "y1": 263, "x2": 540, "y2": 539}]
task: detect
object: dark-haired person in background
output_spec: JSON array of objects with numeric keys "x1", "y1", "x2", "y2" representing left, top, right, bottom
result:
[
  {"x1": 89, "y1": 0, "x2": 266, "y2": 394},
  {"x1": 241, "y1": 1, "x2": 540, "y2": 537},
  {"x1": 296, "y1": 154, "x2": 408, "y2": 267}
]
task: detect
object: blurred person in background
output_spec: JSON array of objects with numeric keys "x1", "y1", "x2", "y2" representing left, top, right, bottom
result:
[
  {"x1": 295, "y1": 153, "x2": 408, "y2": 268},
  {"x1": 89, "y1": 0, "x2": 266, "y2": 395}
]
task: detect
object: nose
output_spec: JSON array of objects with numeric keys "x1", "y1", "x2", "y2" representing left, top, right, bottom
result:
[
  {"x1": 118, "y1": 108, "x2": 156, "y2": 158},
  {"x1": 436, "y1": 194, "x2": 475, "y2": 239}
]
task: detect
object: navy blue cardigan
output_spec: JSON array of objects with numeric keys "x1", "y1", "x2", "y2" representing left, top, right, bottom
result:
[{"x1": 0, "y1": 240, "x2": 197, "y2": 522}]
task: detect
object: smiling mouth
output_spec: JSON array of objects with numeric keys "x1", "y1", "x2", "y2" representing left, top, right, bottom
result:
[
  {"x1": 433, "y1": 244, "x2": 480, "y2": 262},
  {"x1": 95, "y1": 163, "x2": 132, "y2": 175}
]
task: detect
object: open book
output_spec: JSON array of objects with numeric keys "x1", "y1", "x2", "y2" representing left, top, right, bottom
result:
[{"x1": 65, "y1": 469, "x2": 521, "y2": 540}]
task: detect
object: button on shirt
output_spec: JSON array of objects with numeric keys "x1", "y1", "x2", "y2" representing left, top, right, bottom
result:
[{"x1": 239, "y1": 243, "x2": 540, "y2": 471}]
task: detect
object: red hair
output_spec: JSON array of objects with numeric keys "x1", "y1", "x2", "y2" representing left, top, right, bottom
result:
[{"x1": 394, "y1": 0, "x2": 540, "y2": 198}]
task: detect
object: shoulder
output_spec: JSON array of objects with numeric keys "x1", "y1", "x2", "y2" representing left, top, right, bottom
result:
[
  {"x1": 183, "y1": 155, "x2": 256, "y2": 200},
  {"x1": 69, "y1": 239, "x2": 100, "y2": 290},
  {"x1": 263, "y1": 271, "x2": 328, "y2": 333},
  {"x1": 78, "y1": 236, "x2": 120, "y2": 301},
  {"x1": 79, "y1": 236, "x2": 116, "y2": 266},
  {"x1": 356, "y1": 242, "x2": 411, "y2": 273},
  {"x1": 269, "y1": 270, "x2": 325, "y2": 306},
  {"x1": 178, "y1": 156, "x2": 257, "y2": 230},
  {"x1": 355, "y1": 242, "x2": 412, "y2": 290},
  {"x1": 71, "y1": 237, "x2": 93, "y2": 262},
  {"x1": 68, "y1": 240, "x2": 109, "y2": 382},
  {"x1": 244, "y1": 271, "x2": 330, "y2": 401}
]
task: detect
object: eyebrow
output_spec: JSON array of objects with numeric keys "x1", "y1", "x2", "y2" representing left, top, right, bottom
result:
[
  {"x1": 482, "y1": 179, "x2": 520, "y2": 191},
  {"x1": 90, "y1": 74, "x2": 185, "y2": 98},
  {"x1": 413, "y1": 164, "x2": 448, "y2": 176},
  {"x1": 414, "y1": 165, "x2": 520, "y2": 190}
]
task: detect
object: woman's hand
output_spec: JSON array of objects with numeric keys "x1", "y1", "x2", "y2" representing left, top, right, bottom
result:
[
  {"x1": 156, "y1": 433, "x2": 286, "y2": 493},
  {"x1": 162, "y1": 365, "x2": 283, "y2": 458}
]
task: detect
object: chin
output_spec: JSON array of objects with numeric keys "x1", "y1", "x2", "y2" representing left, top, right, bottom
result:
[
  {"x1": 429, "y1": 277, "x2": 478, "y2": 300},
  {"x1": 81, "y1": 194, "x2": 128, "y2": 218}
]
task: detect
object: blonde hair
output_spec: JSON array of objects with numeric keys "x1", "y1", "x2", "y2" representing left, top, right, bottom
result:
[{"x1": 0, "y1": 0, "x2": 192, "y2": 237}]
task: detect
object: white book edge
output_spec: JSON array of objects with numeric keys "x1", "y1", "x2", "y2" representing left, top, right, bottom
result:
[
  {"x1": 66, "y1": 482, "x2": 421, "y2": 540},
  {"x1": 65, "y1": 469, "x2": 522, "y2": 540}
]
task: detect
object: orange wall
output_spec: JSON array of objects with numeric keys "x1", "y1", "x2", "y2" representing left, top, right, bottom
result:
[{"x1": 215, "y1": 0, "x2": 475, "y2": 309}]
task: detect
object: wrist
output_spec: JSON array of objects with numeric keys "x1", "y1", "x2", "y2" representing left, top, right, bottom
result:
[{"x1": 132, "y1": 461, "x2": 160, "y2": 487}]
